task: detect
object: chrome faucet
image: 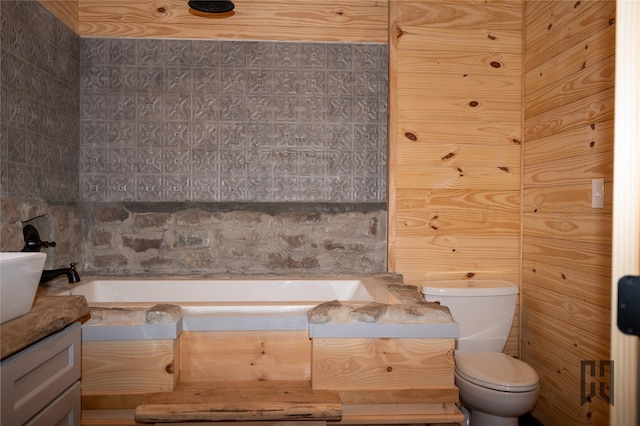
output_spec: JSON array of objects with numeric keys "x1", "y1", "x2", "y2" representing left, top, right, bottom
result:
[{"x1": 40, "y1": 263, "x2": 81, "y2": 284}]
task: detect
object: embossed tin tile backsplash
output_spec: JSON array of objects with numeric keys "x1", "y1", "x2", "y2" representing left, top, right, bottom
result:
[
  {"x1": 0, "y1": 1, "x2": 80, "y2": 201},
  {"x1": 79, "y1": 38, "x2": 388, "y2": 202}
]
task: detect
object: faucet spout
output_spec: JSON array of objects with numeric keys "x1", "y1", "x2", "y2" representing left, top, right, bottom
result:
[{"x1": 40, "y1": 263, "x2": 81, "y2": 284}]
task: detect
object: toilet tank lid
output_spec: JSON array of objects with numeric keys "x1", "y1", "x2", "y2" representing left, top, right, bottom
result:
[{"x1": 420, "y1": 280, "x2": 519, "y2": 297}]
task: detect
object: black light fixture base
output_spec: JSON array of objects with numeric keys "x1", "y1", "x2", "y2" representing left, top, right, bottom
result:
[{"x1": 188, "y1": 0, "x2": 235, "y2": 14}]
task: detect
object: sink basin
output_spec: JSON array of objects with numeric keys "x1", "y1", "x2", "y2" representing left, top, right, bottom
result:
[{"x1": 0, "y1": 252, "x2": 47, "y2": 323}]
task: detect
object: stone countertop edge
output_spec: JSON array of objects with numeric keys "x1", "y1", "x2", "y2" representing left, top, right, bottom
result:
[
  {"x1": 307, "y1": 277, "x2": 460, "y2": 339},
  {"x1": 0, "y1": 296, "x2": 90, "y2": 360}
]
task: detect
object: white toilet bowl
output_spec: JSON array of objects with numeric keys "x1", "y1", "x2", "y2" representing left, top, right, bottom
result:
[{"x1": 455, "y1": 352, "x2": 539, "y2": 426}]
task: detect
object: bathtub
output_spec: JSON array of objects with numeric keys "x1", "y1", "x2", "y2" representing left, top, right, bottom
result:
[
  {"x1": 46, "y1": 275, "x2": 459, "y2": 393},
  {"x1": 49, "y1": 276, "x2": 391, "y2": 340},
  {"x1": 54, "y1": 278, "x2": 379, "y2": 305}
]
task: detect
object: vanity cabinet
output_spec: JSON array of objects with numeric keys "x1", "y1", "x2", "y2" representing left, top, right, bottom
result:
[{"x1": 1, "y1": 322, "x2": 82, "y2": 426}]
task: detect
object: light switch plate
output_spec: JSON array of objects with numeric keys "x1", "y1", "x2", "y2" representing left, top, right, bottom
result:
[{"x1": 592, "y1": 178, "x2": 604, "y2": 209}]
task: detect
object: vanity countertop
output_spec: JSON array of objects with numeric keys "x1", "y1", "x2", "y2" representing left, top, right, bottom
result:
[{"x1": 0, "y1": 295, "x2": 90, "y2": 360}]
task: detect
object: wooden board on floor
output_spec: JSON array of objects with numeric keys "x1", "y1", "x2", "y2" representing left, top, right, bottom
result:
[{"x1": 135, "y1": 381, "x2": 341, "y2": 423}]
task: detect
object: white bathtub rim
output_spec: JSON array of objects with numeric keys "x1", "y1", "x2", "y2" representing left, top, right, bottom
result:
[{"x1": 52, "y1": 276, "x2": 387, "y2": 305}]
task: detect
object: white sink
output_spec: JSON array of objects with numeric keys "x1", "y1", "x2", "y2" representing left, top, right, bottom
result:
[{"x1": 0, "y1": 252, "x2": 47, "y2": 323}]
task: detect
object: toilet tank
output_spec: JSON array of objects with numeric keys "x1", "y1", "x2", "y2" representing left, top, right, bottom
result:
[{"x1": 421, "y1": 280, "x2": 518, "y2": 353}]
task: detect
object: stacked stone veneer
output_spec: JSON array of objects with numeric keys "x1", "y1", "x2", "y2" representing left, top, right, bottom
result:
[
  {"x1": 0, "y1": 197, "x2": 82, "y2": 270},
  {"x1": 82, "y1": 203, "x2": 387, "y2": 275}
]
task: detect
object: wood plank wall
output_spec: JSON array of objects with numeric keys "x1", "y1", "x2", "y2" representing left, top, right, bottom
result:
[
  {"x1": 388, "y1": 0, "x2": 523, "y2": 356},
  {"x1": 522, "y1": 1, "x2": 615, "y2": 424},
  {"x1": 40, "y1": 0, "x2": 388, "y2": 43}
]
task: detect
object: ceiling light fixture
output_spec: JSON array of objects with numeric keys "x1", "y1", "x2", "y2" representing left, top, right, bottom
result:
[{"x1": 188, "y1": 0, "x2": 235, "y2": 14}]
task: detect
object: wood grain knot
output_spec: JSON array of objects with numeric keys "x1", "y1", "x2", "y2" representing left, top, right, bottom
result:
[
  {"x1": 157, "y1": 7, "x2": 166, "y2": 13},
  {"x1": 405, "y1": 132, "x2": 417, "y2": 141},
  {"x1": 498, "y1": 166, "x2": 510, "y2": 173},
  {"x1": 165, "y1": 363, "x2": 174, "y2": 374},
  {"x1": 336, "y1": 9, "x2": 344, "y2": 16},
  {"x1": 512, "y1": 138, "x2": 522, "y2": 145},
  {"x1": 469, "y1": 100, "x2": 479, "y2": 107},
  {"x1": 590, "y1": 141, "x2": 595, "y2": 148},
  {"x1": 386, "y1": 366, "x2": 393, "y2": 372},
  {"x1": 487, "y1": 34, "x2": 497, "y2": 40},
  {"x1": 608, "y1": 18, "x2": 615, "y2": 25},
  {"x1": 574, "y1": 1, "x2": 581, "y2": 8},
  {"x1": 441, "y1": 152, "x2": 455, "y2": 160},
  {"x1": 466, "y1": 272, "x2": 475, "y2": 278},
  {"x1": 490, "y1": 61, "x2": 501, "y2": 68}
]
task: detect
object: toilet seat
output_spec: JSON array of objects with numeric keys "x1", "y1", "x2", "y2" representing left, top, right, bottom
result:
[{"x1": 455, "y1": 352, "x2": 538, "y2": 393}]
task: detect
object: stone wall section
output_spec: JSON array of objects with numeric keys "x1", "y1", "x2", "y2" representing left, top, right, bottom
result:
[
  {"x1": 82, "y1": 203, "x2": 387, "y2": 275},
  {"x1": 0, "y1": 197, "x2": 82, "y2": 271}
]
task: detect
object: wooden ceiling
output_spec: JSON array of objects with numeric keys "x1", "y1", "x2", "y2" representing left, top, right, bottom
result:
[{"x1": 38, "y1": 0, "x2": 389, "y2": 43}]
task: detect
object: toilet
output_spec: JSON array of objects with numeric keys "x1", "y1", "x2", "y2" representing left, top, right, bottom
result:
[{"x1": 421, "y1": 280, "x2": 539, "y2": 426}]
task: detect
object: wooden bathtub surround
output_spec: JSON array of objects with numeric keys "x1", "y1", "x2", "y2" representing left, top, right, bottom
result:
[
  {"x1": 78, "y1": 277, "x2": 462, "y2": 424},
  {"x1": 307, "y1": 299, "x2": 460, "y2": 424},
  {"x1": 132, "y1": 299, "x2": 461, "y2": 423}
]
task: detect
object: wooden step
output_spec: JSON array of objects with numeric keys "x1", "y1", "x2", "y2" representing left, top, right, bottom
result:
[
  {"x1": 134, "y1": 381, "x2": 464, "y2": 424},
  {"x1": 135, "y1": 381, "x2": 341, "y2": 423}
]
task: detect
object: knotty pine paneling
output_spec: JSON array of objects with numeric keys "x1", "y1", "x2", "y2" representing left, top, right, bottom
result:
[
  {"x1": 524, "y1": 120, "x2": 614, "y2": 166},
  {"x1": 524, "y1": 86, "x2": 615, "y2": 141},
  {"x1": 43, "y1": 0, "x2": 388, "y2": 42},
  {"x1": 523, "y1": 235, "x2": 611, "y2": 278},
  {"x1": 525, "y1": 24, "x2": 615, "y2": 96},
  {"x1": 525, "y1": 56, "x2": 615, "y2": 118},
  {"x1": 522, "y1": 259, "x2": 610, "y2": 309},
  {"x1": 523, "y1": 330, "x2": 610, "y2": 426},
  {"x1": 522, "y1": 0, "x2": 614, "y2": 424},
  {"x1": 523, "y1": 212, "x2": 612, "y2": 244},
  {"x1": 523, "y1": 182, "x2": 613, "y2": 215},
  {"x1": 523, "y1": 151, "x2": 613, "y2": 187},
  {"x1": 389, "y1": 0, "x2": 522, "y2": 358},
  {"x1": 525, "y1": 0, "x2": 616, "y2": 72}
]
